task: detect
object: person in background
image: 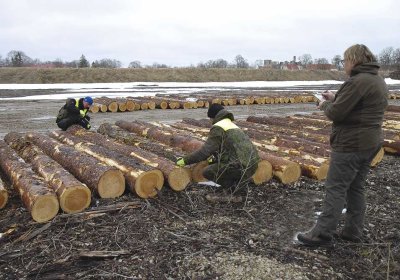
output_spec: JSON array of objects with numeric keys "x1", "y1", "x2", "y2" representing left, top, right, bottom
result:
[
  {"x1": 56, "y1": 96, "x2": 93, "y2": 131},
  {"x1": 297, "y1": 44, "x2": 388, "y2": 246},
  {"x1": 176, "y1": 103, "x2": 260, "y2": 196}
]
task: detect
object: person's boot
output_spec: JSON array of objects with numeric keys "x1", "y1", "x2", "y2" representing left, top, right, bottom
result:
[{"x1": 296, "y1": 231, "x2": 333, "y2": 247}]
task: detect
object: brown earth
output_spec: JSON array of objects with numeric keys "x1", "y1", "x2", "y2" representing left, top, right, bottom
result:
[{"x1": 0, "y1": 91, "x2": 399, "y2": 279}]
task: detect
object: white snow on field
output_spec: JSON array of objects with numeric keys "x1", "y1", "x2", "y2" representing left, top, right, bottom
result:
[{"x1": 0, "y1": 78, "x2": 398, "y2": 101}]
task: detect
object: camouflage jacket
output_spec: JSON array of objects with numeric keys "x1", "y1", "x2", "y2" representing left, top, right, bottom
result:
[{"x1": 183, "y1": 109, "x2": 260, "y2": 170}]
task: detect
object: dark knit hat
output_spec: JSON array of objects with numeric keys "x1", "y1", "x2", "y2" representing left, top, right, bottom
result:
[{"x1": 207, "y1": 103, "x2": 224, "y2": 118}]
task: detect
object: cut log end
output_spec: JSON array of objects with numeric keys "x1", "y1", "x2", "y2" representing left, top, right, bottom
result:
[
  {"x1": 0, "y1": 190, "x2": 8, "y2": 209},
  {"x1": 134, "y1": 170, "x2": 164, "y2": 198},
  {"x1": 191, "y1": 161, "x2": 209, "y2": 182},
  {"x1": 59, "y1": 185, "x2": 91, "y2": 214},
  {"x1": 168, "y1": 167, "x2": 192, "y2": 191},
  {"x1": 274, "y1": 162, "x2": 301, "y2": 184},
  {"x1": 252, "y1": 160, "x2": 273, "y2": 185},
  {"x1": 370, "y1": 147, "x2": 385, "y2": 167},
  {"x1": 97, "y1": 169, "x2": 125, "y2": 198},
  {"x1": 311, "y1": 163, "x2": 329, "y2": 181},
  {"x1": 31, "y1": 194, "x2": 59, "y2": 223}
]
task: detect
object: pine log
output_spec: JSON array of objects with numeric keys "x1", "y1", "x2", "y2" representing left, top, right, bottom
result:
[
  {"x1": 4, "y1": 132, "x2": 91, "y2": 213},
  {"x1": 125, "y1": 99, "x2": 136, "y2": 111},
  {"x1": 255, "y1": 143, "x2": 329, "y2": 181},
  {"x1": 0, "y1": 178, "x2": 8, "y2": 209},
  {"x1": 66, "y1": 125, "x2": 191, "y2": 191},
  {"x1": 383, "y1": 140, "x2": 400, "y2": 155},
  {"x1": 0, "y1": 140, "x2": 59, "y2": 222},
  {"x1": 50, "y1": 131, "x2": 164, "y2": 198},
  {"x1": 98, "y1": 123, "x2": 207, "y2": 183},
  {"x1": 89, "y1": 104, "x2": 100, "y2": 113},
  {"x1": 98, "y1": 123, "x2": 182, "y2": 161},
  {"x1": 387, "y1": 105, "x2": 400, "y2": 113},
  {"x1": 247, "y1": 116, "x2": 332, "y2": 135},
  {"x1": 258, "y1": 151, "x2": 301, "y2": 183},
  {"x1": 26, "y1": 132, "x2": 125, "y2": 198}
]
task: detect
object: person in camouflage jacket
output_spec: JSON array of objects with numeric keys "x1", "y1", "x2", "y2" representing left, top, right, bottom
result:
[{"x1": 176, "y1": 104, "x2": 260, "y2": 192}]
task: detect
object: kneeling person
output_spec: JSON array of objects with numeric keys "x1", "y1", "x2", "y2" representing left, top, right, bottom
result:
[
  {"x1": 56, "y1": 96, "x2": 93, "y2": 131},
  {"x1": 176, "y1": 104, "x2": 260, "y2": 193}
]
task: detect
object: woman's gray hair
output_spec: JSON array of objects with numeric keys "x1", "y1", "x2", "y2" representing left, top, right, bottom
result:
[{"x1": 344, "y1": 44, "x2": 377, "y2": 65}]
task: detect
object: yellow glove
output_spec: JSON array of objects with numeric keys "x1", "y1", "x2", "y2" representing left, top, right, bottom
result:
[
  {"x1": 80, "y1": 110, "x2": 86, "y2": 118},
  {"x1": 176, "y1": 157, "x2": 185, "y2": 167}
]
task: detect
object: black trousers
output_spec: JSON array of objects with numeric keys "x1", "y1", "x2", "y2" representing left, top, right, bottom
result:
[{"x1": 57, "y1": 116, "x2": 90, "y2": 131}]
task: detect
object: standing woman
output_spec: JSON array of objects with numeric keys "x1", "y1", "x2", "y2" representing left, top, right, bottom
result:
[{"x1": 297, "y1": 44, "x2": 388, "y2": 246}]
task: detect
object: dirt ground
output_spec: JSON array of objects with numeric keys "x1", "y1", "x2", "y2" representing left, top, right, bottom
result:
[{"x1": 0, "y1": 89, "x2": 399, "y2": 279}]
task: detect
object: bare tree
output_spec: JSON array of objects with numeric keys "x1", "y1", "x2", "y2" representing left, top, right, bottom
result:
[
  {"x1": 128, "y1": 60, "x2": 142, "y2": 68},
  {"x1": 392, "y1": 48, "x2": 400, "y2": 67},
  {"x1": 379, "y1": 47, "x2": 394, "y2": 67},
  {"x1": 233, "y1": 55, "x2": 249, "y2": 68},
  {"x1": 92, "y1": 58, "x2": 122, "y2": 68},
  {"x1": 331, "y1": 55, "x2": 342, "y2": 70},
  {"x1": 299, "y1": 54, "x2": 312, "y2": 65}
]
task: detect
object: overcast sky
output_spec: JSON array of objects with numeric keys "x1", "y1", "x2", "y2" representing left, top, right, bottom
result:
[{"x1": 0, "y1": 0, "x2": 398, "y2": 67}]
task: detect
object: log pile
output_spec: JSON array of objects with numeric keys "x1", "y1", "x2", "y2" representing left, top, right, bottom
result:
[
  {"x1": 4, "y1": 132, "x2": 91, "y2": 214},
  {"x1": 0, "y1": 140, "x2": 59, "y2": 222},
  {"x1": 26, "y1": 132, "x2": 126, "y2": 199},
  {"x1": 1, "y1": 106, "x2": 399, "y2": 222}
]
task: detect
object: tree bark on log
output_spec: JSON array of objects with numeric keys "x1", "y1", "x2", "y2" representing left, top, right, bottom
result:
[
  {"x1": 0, "y1": 140, "x2": 59, "y2": 222},
  {"x1": 0, "y1": 178, "x2": 8, "y2": 209},
  {"x1": 66, "y1": 125, "x2": 191, "y2": 191},
  {"x1": 26, "y1": 132, "x2": 125, "y2": 199},
  {"x1": 50, "y1": 130, "x2": 164, "y2": 198},
  {"x1": 4, "y1": 132, "x2": 91, "y2": 213},
  {"x1": 97, "y1": 123, "x2": 207, "y2": 183},
  {"x1": 387, "y1": 105, "x2": 400, "y2": 113}
]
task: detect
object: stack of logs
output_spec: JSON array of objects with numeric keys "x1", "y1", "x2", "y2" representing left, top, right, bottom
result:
[
  {"x1": 90, "y1": 92, "x2": 400, "y2": 113},
  {"x1": 0, "y1": 105, "x2": 399, "y2": 222}
]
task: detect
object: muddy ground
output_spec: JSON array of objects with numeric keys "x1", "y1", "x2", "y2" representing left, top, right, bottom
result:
[{"x1": 0, "y1": 90, "x2": 399, "y2": 279}]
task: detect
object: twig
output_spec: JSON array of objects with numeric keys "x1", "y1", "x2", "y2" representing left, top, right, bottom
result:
[{"x1": 79, "y1": 250, "x2": 130, "y2": 259}]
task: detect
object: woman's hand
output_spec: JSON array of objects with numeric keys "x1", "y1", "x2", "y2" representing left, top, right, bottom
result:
[{"x1": 322, "y1": 91, "x2": 335, "y2": 101}]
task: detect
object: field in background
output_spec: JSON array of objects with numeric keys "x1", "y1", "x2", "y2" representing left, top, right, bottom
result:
[{"x1": 0, "y1": 67, "x2": 349, "y2": 84}]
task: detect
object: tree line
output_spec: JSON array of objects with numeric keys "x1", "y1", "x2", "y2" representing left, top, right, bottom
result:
[{"x1": 0, "y1": 47, "x2": 399, "y2": 70}]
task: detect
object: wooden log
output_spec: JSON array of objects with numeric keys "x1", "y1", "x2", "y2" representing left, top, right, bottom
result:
[
  {"x1": 4, "y1": 132, "x2": 91, "y2": 213},
  {"x1": 0, "y1": 178, "x2": 8, "y2": 209},
  {"x1": 0, "y1": 140, "x2": 59, "y2": 222},
  {"x1": 124, "y1": 99, "x2": 135, "y2": 111},
  {"x1": 98, "y1": 123, "x2": 205, "y2": 183},
  {"x1": 258, "y1": 151, "x2": 301, "y2": 184},
  {"x1": 26, "y1": 132, "x2": 125, "y2": 199},
  {"x1": 89, "y1": 104, "x2": 100, "y2": 113},
  {"x1": 383, "y1": 140, "x2": 400, "y2": 155},
  {"x1": 98, "y1": 123, "x2": 181, "y2": 161},
  {"x1": 66, "y1": 125, "x2": 191, "y2": 191},
  {"x1": 50, "y1": 131, "x2": 164, "y2": 198},
  {"x1": 387, "y1": 105, "x2": 400, "y2": 113}
]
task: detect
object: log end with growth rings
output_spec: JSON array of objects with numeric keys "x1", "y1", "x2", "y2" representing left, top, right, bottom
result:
[
  {"x1": 252, "y1": 160, "x2": 273, "y2": 185},
  {"x1": 191, "y1": 161, "x2": 209, "y2": 182},
  {"x1": 134, "y1": 169, "x2": 164, "y2": 198},
  {"x1": 97, "y1": 169, "x2": 125, "y2": 198},
  {"x1": 59, "y1": 185, "x2": 91, "y2": 214},
  {"x1": 274, "y1": 162, "x2": 301, "y2": 184},
  {"x1": 31, "y1": 194, "x2": 59, "y2": 223},
  {"x1": 167, "y1": 167, "x2": 192, "y2": 191},
  {"x1": 312, "y1": 162, "x2": 329, "y2": 181}
]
